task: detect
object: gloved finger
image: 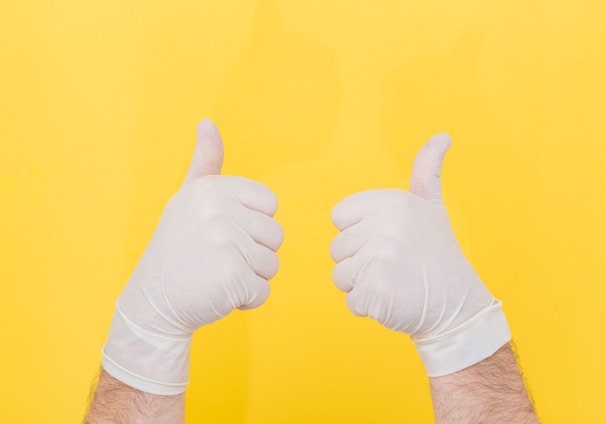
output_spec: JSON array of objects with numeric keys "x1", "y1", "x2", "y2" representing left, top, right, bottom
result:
[
  {"x1": 243, "y1": 242, "x2": 280, "y2": 281},
  {"x1": 226, "y1": 176, "x2": 279, "y2": 217},
  {"x1": 409, "y1": 133, "x2": 452, "y2": 204},
  {"x1": 237, "y1": 274, "x2": 271, "y2": 310},
  {"x1": 332, "y1": 190, "x2": 398, "y2": 231},
  {"x1": 332, "y1": 191, "x2": 373, "y2": 231},
  {"x1": 345, "y1": 288, "x2": 367, "y2": 318},
  {"x1": 234, "y1": 207, "x2": 284, "y2": 251},
  {"x1": 183, "y1": 119, "x2": 224, "y2": 185},
  {"x1": 330, "y1": 224, "x2": 368, "y2": 263},
  {"x1": 332, "y1": 256, "x2": 363, "y2": 292}
]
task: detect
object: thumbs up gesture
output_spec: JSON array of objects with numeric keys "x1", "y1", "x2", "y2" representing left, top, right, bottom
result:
[
  {"x1": 102, "y1": 120, "x2": 284, "y2": 395},
  {"x1": 330, "y1": 134, "x2": 511, "y2": 377}
]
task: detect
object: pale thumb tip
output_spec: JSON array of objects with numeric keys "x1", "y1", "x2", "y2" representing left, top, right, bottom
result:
[
  {"x1": 427, "y1": 132, "x2": 453, "y2": 153},
  {"x1": 197, "y1": 118, "x2": 220, "y2": 137},
  {"x1": 409, "y1": 133, "x2": 452, "y2": 202},
  {"x1": 182, "y1": 118, "x2": 224, "y2": 185}
]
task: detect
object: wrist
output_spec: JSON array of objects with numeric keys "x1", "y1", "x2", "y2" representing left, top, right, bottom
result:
[
  {"x1": 102, "y1": 305, "x2": 192, "y2": 395},
  {"x1": 429, "y1": 343, "x2": 539, "y2": 423},
  {"x1": 412, "y1": 298, "x2": 511, "y2": 377}
]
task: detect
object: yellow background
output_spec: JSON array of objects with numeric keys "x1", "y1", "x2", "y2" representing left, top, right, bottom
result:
[{"x1": 1, "y1": 0, "x2": 605, "y2": 422}]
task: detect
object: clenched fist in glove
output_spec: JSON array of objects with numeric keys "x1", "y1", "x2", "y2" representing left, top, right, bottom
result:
[
  {"x1": 102, "y1": 120, "x2": 284, "y2": 395},
  {"x1": 330, "y1": 134, "x2": 511, "y2": 376}
]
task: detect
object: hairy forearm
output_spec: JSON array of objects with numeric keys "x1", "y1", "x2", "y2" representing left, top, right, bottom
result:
[
  {"x1": 429, "y1": 343, "x2": 539, "y2": 424},
  {"x1": 85, "y1": 369, "x2": 185, "y2": 424}
]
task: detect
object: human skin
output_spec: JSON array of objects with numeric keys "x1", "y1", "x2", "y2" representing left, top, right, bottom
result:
[
  {"x1": 430, "y1": 342, "x2": 539, "y2": 423},
  {"x1": 85, "y1": 344, "x2": 539, "y2": 423},
  {"x1": 85, "y1": 370, "x2": 184, "y2": 424}
]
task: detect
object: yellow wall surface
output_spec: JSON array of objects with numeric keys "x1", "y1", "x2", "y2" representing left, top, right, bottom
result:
[{"x1": 1, "y1": 0, "x2": 605, "y2": 422}]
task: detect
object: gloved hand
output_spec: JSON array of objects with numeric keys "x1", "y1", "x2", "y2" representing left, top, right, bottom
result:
[
  {"x1": 102, "y1": 120, "x2": 284, "y2": 395},
  {"x1": 330, "y1": 134, "x2": 511, "y2": 376}
]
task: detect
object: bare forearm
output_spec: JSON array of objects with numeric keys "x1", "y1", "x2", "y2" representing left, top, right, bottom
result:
[
  {"x1": 429, "y1": 343, "x2": 539, "y2": 424},
  {"x1": 85, "y1": 369, "x2": 185, "y2": 424}
]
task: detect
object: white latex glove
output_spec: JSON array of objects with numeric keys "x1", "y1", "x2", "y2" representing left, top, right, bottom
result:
[
  {"x1": 102, "y1": 120, "x2": 284, "y2": 395},
  {"x1": 330, "y1": 134, "x2": 511, "y2": 376}
]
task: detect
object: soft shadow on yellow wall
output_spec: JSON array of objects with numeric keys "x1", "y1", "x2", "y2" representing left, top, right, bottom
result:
[
  {"x1": 382, "y1": 28, "x2": 538, "y2": 270},
  {"x1": 185, "y1": 1, "x2": 339, "y2": 422},
  {"x1": 212, "y1": 0, "x2": 339, "y2": 178}
]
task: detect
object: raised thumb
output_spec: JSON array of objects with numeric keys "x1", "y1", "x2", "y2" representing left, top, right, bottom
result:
[
  {"x1": 182, "y1": 119, "x2": 224, "y2": 185},
  {"x1": 409, "y1": 133, "x2": 452, "y2": 204}
]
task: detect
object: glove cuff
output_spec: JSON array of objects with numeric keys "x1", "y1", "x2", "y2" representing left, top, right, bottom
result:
[
  {"x1": 102, "y1": 304, "x2": 192, "y2": 395},
  {"x1": 412, "y1": 298, "x2": 511, "y2": 377}
]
